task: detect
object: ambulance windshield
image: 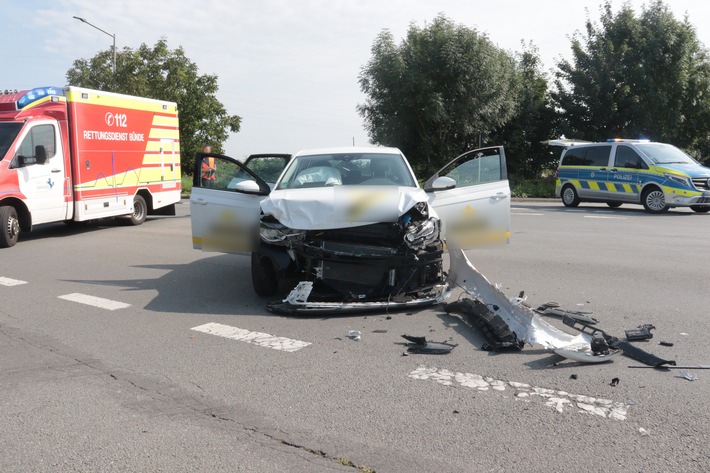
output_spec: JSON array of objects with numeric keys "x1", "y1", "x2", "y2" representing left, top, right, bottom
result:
[{"x1": 0, "y1": 122, "x2": 24, "y2": 161}]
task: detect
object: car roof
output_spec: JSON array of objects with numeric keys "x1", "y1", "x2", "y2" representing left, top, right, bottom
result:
[{"x1": 293, "y1": 146, "x2": 402, "y2": 157}]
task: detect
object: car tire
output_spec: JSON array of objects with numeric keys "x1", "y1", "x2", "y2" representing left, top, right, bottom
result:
[
  {"x1": 606, "y1": 202, "x2": 622, "y2": 208},
  {"x1": 0, "y1": 206, "x2": 20, "y2": 248},
  {"x1": 251, "y1": 252, "x2": 278, "y2": 296},
  {"x1": 690, "y1": 205, "x2": 710, "y2": 213},
  {"x1": 561, "y1": 185, "x2": 580, "y2": 207},
  {"x1": 129, "y1": 195, "x2": 147, "y2": 226},
  {"x1": 641, "y1": 187, "x2": 669, "y2": 213}
]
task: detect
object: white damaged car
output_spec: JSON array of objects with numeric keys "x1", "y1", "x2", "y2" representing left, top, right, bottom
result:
[{"x1": 190, "y1": 147, "x2": 511, "y2": 314}]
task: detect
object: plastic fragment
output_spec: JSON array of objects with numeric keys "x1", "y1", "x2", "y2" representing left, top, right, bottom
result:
[
  {"x1": 347, "y1": 330, "x2": 362, "y2": 341},
  {"x1": 638, "y1": 427, "x2": 648, "y2": 436},
  {"x1": 675, "y1": 370, "x2": 698, "y2": 381}
]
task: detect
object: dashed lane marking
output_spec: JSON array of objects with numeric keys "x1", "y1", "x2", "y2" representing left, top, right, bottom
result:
[
  {"x1": 58, "y1": 293, "x2": 131, "y2": 311},
  {"x1": 409, "y1": 365, "x2": 629, "y2": 421},
  {"x1": 0, "y1": 277, "x2": 28, "y2": 287},
  {"x1": 583, "y1": 215, "x2": 627, "y2": 220},
  {"x1": 511, "y1": 212, "x2": 544, "y2": 216},
  {"x1": 191, "y1": 322, "x2": 311, "y2": 352}
]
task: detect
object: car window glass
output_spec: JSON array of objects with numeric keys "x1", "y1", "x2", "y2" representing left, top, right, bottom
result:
[
  {"x1": 245, "y1": 156, "x2": 288, "y2": 184},
  {"x1": 440, "y1": 150, "x2": 502, "y2": 187},
  {"x1": 614, "y1": 146, "x2": 646, "y2": 169},
  {"x1": 199, "y1": 155, "x2": 252, "y2": 190},
  {"x1": 14, "y1": 124, "x2": 56, "y2": 166},
  {"x1": 635, "y1": 143, "x2": 698, "y2": 165},
  {"x1": 561, "y1": 147, "x2": 585, "y2": 166},
  {"x1": 277, "y1": 153, "x2": 415, "y2": 189}
]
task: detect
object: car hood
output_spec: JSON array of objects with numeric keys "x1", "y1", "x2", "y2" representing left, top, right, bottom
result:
[
  {"x1": 261, "y1": 185, "x2": 430, "y2": 230},
  {"x1": 655, "y1": 163, "x2": 710, "y2": 178}
]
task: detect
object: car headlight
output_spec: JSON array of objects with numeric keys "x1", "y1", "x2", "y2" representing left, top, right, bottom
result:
[
  {"x1": 665, "y1": 173, "x2": 690, "y2": 187},
  {"x1": 404, "y1": 217, "x2": 440, "y2": 250},
  {"x1": 260, "y1": 220, "x2": 305, "y2": 244}
]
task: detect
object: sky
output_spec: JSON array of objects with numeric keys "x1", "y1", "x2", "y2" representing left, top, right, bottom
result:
[{"x1": 3, "y1": 0, "x2": 710, "y2": 159}]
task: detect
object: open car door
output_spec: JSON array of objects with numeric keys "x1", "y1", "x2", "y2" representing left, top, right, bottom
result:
[
  {"x1": 190, "y1": 153, "x2": 290, "y2": 254},
  {"x1": 424, "y1": 146, "x2": 510, "y2": 249}
]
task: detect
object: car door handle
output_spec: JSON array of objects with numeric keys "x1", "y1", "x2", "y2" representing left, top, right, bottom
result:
[
  {"x1": 191, "y1": 198, "x2": 208, "y2": 205},
  {"x1": 610, "y1": 168, "x2": 618, "y2": 172},
  {"x1": 599, "y1": 167, "x2": 607, "y2": 171},
  {"x1": 51, "y1": 169, "x2": 61, "y2": 173},
  {"x1": 492, "y1": 192, "x2": 507, "y2": 200}
]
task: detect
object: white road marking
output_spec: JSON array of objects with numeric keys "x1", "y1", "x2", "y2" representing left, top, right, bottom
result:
[
  {"x1": 58, "y1": 293, "x2": 131, "y2": 310},
  {"x1": 512, "y1": 212, "x2": 544, "y2": 216},
  {"x1": 408, "y1": 366, "x2": 629, "y2": 421},
  {"x1": 191, "y1": 322, "x2": 311, "y2": 352},
  {"x1": 584, "y1": 215, "x2": 627, "y2": 220},
  {"x1": 0, "y1": 277, "x2": 28, "y2": 287}
]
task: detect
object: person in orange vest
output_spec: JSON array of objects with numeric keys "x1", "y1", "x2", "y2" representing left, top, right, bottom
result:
[{"x1": 201, "y1": 145, "x2": 216, "y2": 187}]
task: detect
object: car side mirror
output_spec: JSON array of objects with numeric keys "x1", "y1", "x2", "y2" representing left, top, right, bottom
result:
[
  {"x1": 430, "y1": 176, "x2": 457, "y2": 190},
  {"x1": 233, "y1": 179, "x2": 262, "y2": 193}
]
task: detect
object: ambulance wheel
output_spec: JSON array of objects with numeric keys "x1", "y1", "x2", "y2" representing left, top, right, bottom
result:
[
  {"x1": 129, "y1": 195, "x2": 147, "y2": 225},
  {"x1": 690, "y1": 205, "x2": 710, "y2": 213},
  {"x1": 641, "y1": 187, "x2": 669, "y2": 213},
  {"x1": 0, "y1": 206, "x2": 20, "y2": 248},
  {"x1": 561, "y1": 185, "x2": 580, "y2": 207},
  {"x1": 251, "y1": 252, "x2": 278, "y2": 297},
  {"x1": 606, "y1": 202, "x2": 622, "y2": 208}
]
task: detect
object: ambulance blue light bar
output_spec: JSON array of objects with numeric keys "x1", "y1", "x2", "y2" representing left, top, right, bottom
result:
[{"x1": 16, "y1": 86, "x2": 63, "y2": 109}]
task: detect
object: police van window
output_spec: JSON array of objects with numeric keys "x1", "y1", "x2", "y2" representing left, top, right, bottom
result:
[
  {"x1": 614, "y1": 146, "x2": 647, "y2": 169},
  {"x1": 561, "y1": 147, "x2": 586, "y2": 165},
  {"x1": 585, "y1": 146, "x2": 611, "y2": 166},
  {"x1": 15, "y1": 124, "x2": 56, "y2": 164}
]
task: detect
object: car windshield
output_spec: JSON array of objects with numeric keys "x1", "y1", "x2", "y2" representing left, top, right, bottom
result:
[
  {"x1": 635, "y1": 143, "x2": 699, "y2": 165},
  {"x1": 276, "y1": 152, "x2": 416, "y2": 189},
  {"x1": 0, "y1": 122, "x2": 23, "y2": 161}
]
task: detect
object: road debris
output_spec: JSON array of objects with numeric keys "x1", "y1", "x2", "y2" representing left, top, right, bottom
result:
[
  {"x1": 659, "y1": 341, "x2": 674, "y2": 347},
  {"x1": 625, "y1": 324, "x2": 655, "y2": 341},
  {"x1": 609, "y1": 377, "x2": 620, "y2": 387},
  {"x1": 638, "y1": 427, "x2": 649, "y2": 436},
  {"x1": 347, "y1": 330, "x2": 362, "y2": 341},
  {"x1": 401, "y1": 335, "x2": 457, "y2": 354},
  {"x1": 535, "y1": 302, "x2": 599, "y2": 325},
  {"x1": 675, "y1": 370, "x2": 698, "y2": 381},
  {"x1": 443, "y1": 298, "x2": 524, "y2": 351}
]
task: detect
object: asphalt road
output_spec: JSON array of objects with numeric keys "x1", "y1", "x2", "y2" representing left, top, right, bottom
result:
[{"x1": 1, "y1": 200, "x2": 709, "y2": 472}]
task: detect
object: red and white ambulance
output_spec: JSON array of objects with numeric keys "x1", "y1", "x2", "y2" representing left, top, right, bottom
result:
[{"x1": 0, "y1": 86, "x2": 181, "y2": 247}]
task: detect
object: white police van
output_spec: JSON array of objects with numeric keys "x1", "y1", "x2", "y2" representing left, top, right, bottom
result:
[{"x1": 555, "y1": 140, "x2": 710, "y2": 213}]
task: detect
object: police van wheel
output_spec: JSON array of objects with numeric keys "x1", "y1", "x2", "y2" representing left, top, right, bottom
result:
[
  {"x1": 561, "y1": 185, "x2": 580, "y2": 207},
  {"x1": 251, "y1": 252, "x2": 278, "y2": 297},
  {"x1": 129, "y1": 195, "x2": 147, "y2": 226},
  {"x1": 606, "y1": 202, "x2": 622, "y2": 208},
  {"x1": 642, "y1": 187, "x2": 669, "y2": 213},
  {"x1": 0, "y1": 206, "x2": 20, "y2": 248},
  {"x1": 690, "y1": 205, "x2": 710, "y2": 213}
]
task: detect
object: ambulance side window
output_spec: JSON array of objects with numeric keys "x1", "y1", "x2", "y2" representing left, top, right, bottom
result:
[
  {"x1": 14, "y1": 124, "x2": 56, "y2": 167},
  {"x1": 614, "y1": 146, "x2": 647, "y2": 170}
]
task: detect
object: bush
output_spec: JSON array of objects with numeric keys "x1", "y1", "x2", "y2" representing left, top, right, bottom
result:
[
  {"x1": 181, "y1": 174, "x2": 193, "y2": 196},
  {"x1": 510, "y1": 176, "x2": 556, "y2": 198}
]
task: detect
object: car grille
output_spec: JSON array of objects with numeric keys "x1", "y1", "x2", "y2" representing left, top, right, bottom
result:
[{"x1": 691, "y1": 177, "x2": 710, "y2": 191}]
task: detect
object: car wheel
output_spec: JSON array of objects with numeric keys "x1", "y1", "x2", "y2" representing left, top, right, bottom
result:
[
  {"x1": 606, "y1": 202, "x2": 622, "y2": 208},
  {"x1": 690, "y1": 205, "x2": 710, "y2": 213},
  {"x1": 641, "y1": 187, "x2": 669, "y2": 213},
  {"x1": 0, "y1": 206, "x2": 20, "y2": 248},
  {"x1": 561, "y1": 185, "x2": 580, "y2": 207},
  {"x1": 129, "y1": 195, "x2": 147, "y2": 225},
  {"x1": 251, "y1": 252, "x2": 278, "y2": 296}
]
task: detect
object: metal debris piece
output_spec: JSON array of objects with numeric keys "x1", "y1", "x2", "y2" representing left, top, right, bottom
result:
[
  {"x1": 401, "y1": 335, "x2": 457, "y2": 354},
  {"x1": 659, "y1": 341, "x2": 674, "y2": 347},
  {"x1": 609, "y1": 377, "x2": 620, "y2": 387},
  {"x1": 625, "y1": 324, "x2": 656, "y2": 341}
]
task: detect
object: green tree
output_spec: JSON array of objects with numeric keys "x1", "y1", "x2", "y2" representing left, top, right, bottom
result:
[
  {"x1": 358, "y1": 15, "x2": 519, "y2": 175},
  {"x1": 489, "y1": 42, "x2": 559, "y2": 179},
  {"x1": 66, "y1": 39, "x2": 241, "y2": 174},
  {"x1": 553, "y1": 1, "x2": 710, "y2": 158}
]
